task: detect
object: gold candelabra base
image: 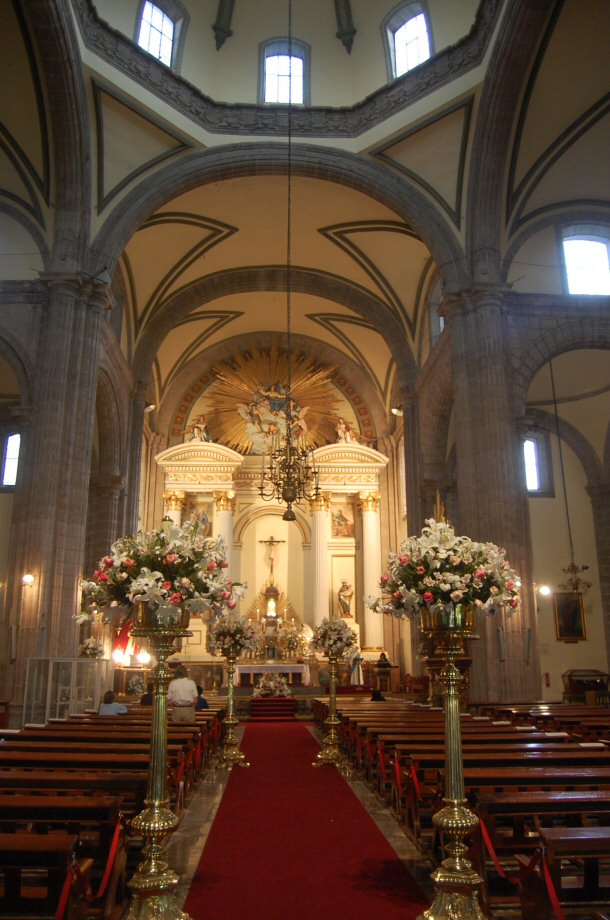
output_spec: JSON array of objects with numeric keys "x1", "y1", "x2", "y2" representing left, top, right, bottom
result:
[
  {"x1": 416, "y1": 605, "x2": 487, "y2": 920},
  {"x1": 220, "y1": 655, "x2": 250, "y2": 770},
  {"x1": 127, "y1": 603, "x2": 193, "y2": 920},
  {"x1": 313, "y1": 655, "x2": 344, "y2": 768}
]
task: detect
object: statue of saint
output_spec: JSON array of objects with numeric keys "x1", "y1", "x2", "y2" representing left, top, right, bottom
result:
[{"x1": 338, "y1": 579, "x2": 354, "y2": 618}]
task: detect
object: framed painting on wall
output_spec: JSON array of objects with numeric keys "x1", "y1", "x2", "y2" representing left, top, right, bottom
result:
[
  {"x1": 330, "y1": 503, "x2": 354, "y2": 538},
  {"x1": 554, "y1": 592, "x2": 586, "y2": 641}
]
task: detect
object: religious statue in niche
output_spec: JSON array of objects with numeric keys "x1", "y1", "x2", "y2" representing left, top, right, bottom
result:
[
  {"x1": 331, "y1": 503, "x2": 355, "y2": 538},
  {"x1": 337, "y1": 580, "x2": 354, "y2": 618},
  {"x1": 185, "y1": 415, "x2": 212, "y2": 443},
  {"x1": 335, "y1": 417, "x2": 357, "y2": 443}
]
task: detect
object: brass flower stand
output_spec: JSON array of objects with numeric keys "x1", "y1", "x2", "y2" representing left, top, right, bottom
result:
[
  {"x1": 418, "y1": 605, "x2": 486, "y2": 920},
  {"x1": 219, "y1": 653, "x2": 249, "y2": 770},
  {"x1": 313, "y1": 655, "x2": 343, "y2": 767},
  {"x1": 126, "y1": 605, "x2": 193, "y2": 920}
]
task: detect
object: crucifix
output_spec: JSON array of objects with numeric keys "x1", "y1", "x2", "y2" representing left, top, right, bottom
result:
[{"x1": 259, "y1": 535, "x2": 285, "y2": 581}]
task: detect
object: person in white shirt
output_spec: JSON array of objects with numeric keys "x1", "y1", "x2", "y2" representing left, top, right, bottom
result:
[{"x1": 167, "y1": 664, "x2": 198, "y2": 722}]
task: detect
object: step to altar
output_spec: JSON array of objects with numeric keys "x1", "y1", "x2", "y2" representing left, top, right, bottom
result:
[{"x1": 249, "y1": 697, "x2": 297, "y2": 721}]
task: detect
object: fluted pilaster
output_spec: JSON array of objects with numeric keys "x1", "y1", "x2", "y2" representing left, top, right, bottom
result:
[
  {"x1": 357, "y1": 492, "x2": 384, "y2": 649},
  {"x1": 214, "y1": 490, "x2": 236, "y2": 571},
  {"x1": 310, "y1": 492, "x2": 332, "y2": 627}
]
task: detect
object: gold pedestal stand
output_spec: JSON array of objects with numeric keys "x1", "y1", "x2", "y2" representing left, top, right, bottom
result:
[
  {"x1": 418, "y1": 605, "x2": 486, "y2": 920},
  {"x1": 313, "y1": 655, "x2": 343, "y2": 767},
  {"x1": 219, "y1": 654, "x2": 249, "y2": 770},
  {"x1": 126, "y1": 605, "x2": 192, "y2": 920}
]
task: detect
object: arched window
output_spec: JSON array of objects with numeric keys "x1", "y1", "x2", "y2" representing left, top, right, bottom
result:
[
  {"x1": 383, "y1": 2, "x2": 432, "y2": 81},
  {"x1": 522, "y1": 430, "x2": 553, "y2": 496},
  {"x1": 561, "y1": 225, "x2": 610, "y2": 295},
  {"x1": 1, "y1": 433, "x2": 20, "y2": 488},
  {"x1": 135, "y1": 0, "x2": 189, "y2": 70},
  {"x1": 260, "y1": 39, "x2": 310, "y2": 105}
]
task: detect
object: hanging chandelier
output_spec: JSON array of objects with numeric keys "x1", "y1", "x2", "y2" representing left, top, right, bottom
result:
[
  {"x1": 549, "y1": 359, "x2": 591, "y2": 595},
  {"x1": 259, "y1": 0, "x2": 319, "y2": 521}
]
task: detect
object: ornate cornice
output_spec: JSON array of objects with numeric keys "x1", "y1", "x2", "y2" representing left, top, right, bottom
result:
[{"x1": 71, "y1": 0, "x2": 502, "y2": 138}]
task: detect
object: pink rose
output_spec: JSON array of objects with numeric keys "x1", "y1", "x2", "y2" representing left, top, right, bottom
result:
[
  {"x1": 423, "y1": 591, "x2": 434, "y2": 604},
  {"x1": 508, "y1": 597, "x2": 519, "y2": 608},
  {"x1": 94, "y1": 570, "x2": 109, "y2": 582},
  {"x1": 124, "y1": 558, "x2": 135, "y2": 568},
  {"x1": 417, "y1": 565, "x2": 425, "y2": 575},
  {"x1": 393, "y1": 591, "x2": 402, "y2": 599},
  {"x1": 220, "y1": 560, "x2": 229, "y2": 568},
  {"x1": 162, "y1": 581, "x2": 172, "y2": 590},
  {"x1": 165, "y1": 553, "x2": 178, "y2": 564},
  {"x1": 475, "y1": 569, "x2": 486, "y2": 580},
  {"x1": 380, "y1": 575, "x2": 389, "y2": 584},
  {"x1": 227, "y1": 599, "x2": 236, "y2": 609},
  {"x1": 222, "y1": 591, "x2": 232, "y2": 600},
  {"x1": 399, "y1": 555, "x2": 409, "y2": 564},
  {"x1": 169, "y1": 592, "x2": 183, "y2": 605},
  {"x1": 102, "y1": 556, "x2": 114, "y2": 568},
  {"x1": 207, "y1": 561, "x2": 218, "y2": 572}
]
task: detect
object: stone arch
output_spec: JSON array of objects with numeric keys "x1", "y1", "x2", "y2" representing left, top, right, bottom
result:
[
  {"x1": 90, "y1": 143, "x2": 467, "y2": 291},
  {"x1": 23, "y1": 0, "x2": 91, "y2": 269},
  {"x1": 526, "y1": 407, "x2": 603, "y2": 490},
  {"x1": 234, "y1": 503, "x2": 311, "y2": 547},
  {"x1": 511, "y1": 322, "x2": 610, "y2": 416},
  {"x1": 465, "y1": 0, "x2": 557, "y2": 281},
  {"x1": 0, "y1": 334, "x2": 33, "y2": 410}
]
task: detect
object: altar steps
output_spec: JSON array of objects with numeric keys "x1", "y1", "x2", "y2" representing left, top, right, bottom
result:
[{"x1": 249, "y1": 698, "x2": 296, "y2": 721}]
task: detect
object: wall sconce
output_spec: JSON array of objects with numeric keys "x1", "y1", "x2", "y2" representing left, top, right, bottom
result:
[
  {"x1": 21, "y1": 573, "x2": 35, "y2": 587},
  {"x1": 391, "y1": 405, "x2": 404, "y2": 416},
  {"x1": 538, "y1": 584, "x2": 552, "y2": 597},
  {"x1": 144, "y1": 404, "x2": 156, "y2": 413}
]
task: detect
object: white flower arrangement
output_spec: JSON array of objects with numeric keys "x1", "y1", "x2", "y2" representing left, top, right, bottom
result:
[
  {"x1": 127, "y1": 675, "x2": 146, "y2": 697},
  {"x1": 312, "y1": 617, "x2": 358, "y2": 658},
  {"x1": 367, "y1": 518, "x2": 520, "y2": 619},
  {"x1": 79, "y1": 636, "x2": 104, "y2": 658},
  {"x1": 252, "y1": 673, "x2": 292, "y2": 697},
  {"x1": 79, "y1": 520, "x2": 244, "y2": 621},
  {"x1": 207, "y1": 613, "x2": 259, "y2": 658}
]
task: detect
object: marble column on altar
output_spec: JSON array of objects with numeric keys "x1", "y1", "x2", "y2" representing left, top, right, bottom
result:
[
  {"x1": 357, "y1": 492, "x2": 384, "y2": 649},
  {"x1": 163, "y1": 490, "x2": 185, "y2": 528},
  {"x1": 214, "y1": 490, "x2": 236, "y2": 571},
  {"x1": 310, "y1": 492, "x2": 332, "y2": 627}
]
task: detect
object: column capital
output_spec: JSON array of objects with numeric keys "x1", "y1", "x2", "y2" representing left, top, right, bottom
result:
[
  {"x1": 90, "y1": 473, "x2": 125, "y2": 497},
  {"x1": 39, "y1": 271, "x2": 111, "y2": 310},
  {"x1": 356, "y1": 492, "x2": 381, "y2": 514},
  {"x1": 164, "y1": 490, "x2": 186, "y2": 513},
  {"x1": 214, "y1": 490, "x2": 236, "y2": 513},
  {"x1": 442, "y1": 283, "x2": 510, "y2": 320},
  {"x1": 309, "y1": 491, "x2": 333, "y2": 513}
]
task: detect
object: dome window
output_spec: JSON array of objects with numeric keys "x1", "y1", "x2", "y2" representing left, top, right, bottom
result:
[
  {"x1": 135, "y1": 0, "x2": 189, "y2": 70},
  {"x1": 562, "y1": 226, "x2": 610, "y2": 295},
  {"x1": 383, "y1": 3, "x2": 432, "y2": 81},
  {"x1": 260, "y1": 39, "x2": 310, "y2": 105}
]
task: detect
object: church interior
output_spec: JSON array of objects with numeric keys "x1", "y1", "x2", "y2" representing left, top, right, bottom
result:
[{"x1": 0, "y1": 0, "x2": 609, "y2": 917}]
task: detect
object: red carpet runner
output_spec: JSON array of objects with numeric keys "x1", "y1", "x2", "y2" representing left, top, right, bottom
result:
[{"x1": 183, "y1": 723, "x2": 428, "y2": 920}]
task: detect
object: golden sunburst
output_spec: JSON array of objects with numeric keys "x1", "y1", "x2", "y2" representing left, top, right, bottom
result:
[{"x1": 206, "y1": 342, "x2": 339, "y2": 454}]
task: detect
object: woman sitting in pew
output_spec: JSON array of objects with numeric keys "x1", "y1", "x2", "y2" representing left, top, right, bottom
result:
[{"x1": 98, "y1": 690, "x2": 128, "y2": 715}]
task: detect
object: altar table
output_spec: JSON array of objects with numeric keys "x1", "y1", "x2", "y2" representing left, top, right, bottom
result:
[{"x1": 233, "y1": 663, "x2": 311, "y2": 687}]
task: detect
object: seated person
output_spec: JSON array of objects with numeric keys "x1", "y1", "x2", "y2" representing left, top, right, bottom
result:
[
  {"x1": 98, "y1": 690, "x2": 128, "y2": 715},
  {"x1": 370, "y1": 689, "x2": 386, "y2": 702},
  {"x1": 140, "y1": 682, "x2": 154, "y2": 705},
  {"x1": 195, "y1": 685, "x2": 209, "y2": 710}
]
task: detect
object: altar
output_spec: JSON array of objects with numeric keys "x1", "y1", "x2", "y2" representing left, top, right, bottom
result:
[{"x1": 233, "y1": 663, "x2": 311, "y2": 687}]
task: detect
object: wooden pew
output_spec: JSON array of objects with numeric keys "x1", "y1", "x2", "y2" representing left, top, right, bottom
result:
[
  {"x1": 472, "y1": 790, "x2": 610, "y2": 912},
  {"x1": 0, "y1": 769, "x2": 148, "y2": 818},
  {"x1": 0, "y1": 831, "x2": 86, "y2": 919},
  {"x1": 518, "y1": 826, "x2": 610, "y2": 918}
]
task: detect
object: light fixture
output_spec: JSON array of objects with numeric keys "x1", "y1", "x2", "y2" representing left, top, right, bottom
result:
[
  {"x1": 144, "y1": 404, "x2": 156, "y2": 413},
  {"x1": 21, "y1": 573, "x2": 35, "y2": 587},
  {"x1": 391, "y1": 405, "x2": 404, "y2": 416},
  {"x1": 538, "y1": 584, "x2": 552, "y2": 597},
  {"x1": 259, "y1": 0, "x2": 319, "y2": 522},
  {"x1": 549, "y1": 359, "x2": 592, "y2": 595}
]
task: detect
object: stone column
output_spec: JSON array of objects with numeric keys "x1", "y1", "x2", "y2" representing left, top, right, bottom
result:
[
  {"x1": 213, "y1": 491, "x2": 236, "y2": 571},
  {"x1": 446, "y1": 285, "x2": 539, "y2": 701},
  {"x1": 163, "y1": 491, "x2": 186, "y2": 527},
  {"x1": 5, "y1": 274, "x2": 108, "y2": 717},
  {"x1": 86, "y1": 474, "x2": 125, "y2": 573},
  {"x1": 587, "y1": 482, "x2": 610, "y2": 664},
  {"x1": 310, "y1": 492, "x2": 332, "y2": 627},
  {"x1": 357, "y1": 492, "x2": 384, "y2": 650}
]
